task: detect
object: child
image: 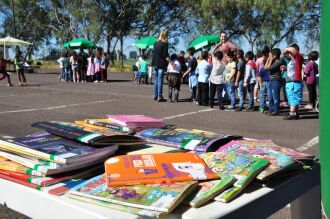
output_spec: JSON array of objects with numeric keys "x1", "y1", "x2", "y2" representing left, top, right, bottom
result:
[
  {"x1": 139, "y1": 55, "x2": 149, "y2": 84},
  {"x1": 265, "y1": 48, "x2": 283, "y2": 116},
  {"x1": 258, "y1": 60, "x2": 270, "y2": 113},
  {"x1": 196, "y1": 51, "x2": 212, "y2": 106},
  {"x1": 225, "y1": 51, "x2": 237, "y2": 110},
  {"x1": 182, "y1": 48, "x2": 198, "y2": 102},
  {"x1": 283, "y1": 43, "x2": 304, "y2": 120},
  {"x1": 0, "y1": 52, "x2": 13, "y2": 86},
  {"x1": 235, "y1": 49, "x2": 245, "y2": 111},
  {"x1": 14, "y1": 51, "x2": 27, "y2": 86},
  {"x1": 94, "y1": 50, "x2": 102, "y2": 83},
  {"x1": 209, "y1": 48, "x2": 226, "y2": 109},
  {"x1": 166, "y1": 54, "x2": 181, "y2": 102},
  {"x1": 304, "y1": 51, "x2": 319, "y2": 109},
  {"x1": 86, "y1": 53, "x2": 95, "y2": 82},
  {"x1": 243, "y1": 51, "x2": 257, "y2": 111},
  {"x1": 70, "y1": 51, "x2": 79, "y2": 82}
]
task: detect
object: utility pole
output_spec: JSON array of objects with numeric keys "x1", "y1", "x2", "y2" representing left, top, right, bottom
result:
[{"x1": 11, "y1": 0, "x2": 17, "y2": 38}]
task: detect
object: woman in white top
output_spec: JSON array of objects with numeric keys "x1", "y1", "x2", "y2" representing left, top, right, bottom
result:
[
  {"x1": 209, "y1": 47, "x2": 226, "y2": 109},
  {"x1": 70, "y1": 51, "x2": 79, "y2": 82}
]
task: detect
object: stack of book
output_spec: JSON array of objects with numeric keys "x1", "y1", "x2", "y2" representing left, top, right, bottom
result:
[{"x1": 0, "y1": 115, "x2": 316, "y2": 217}]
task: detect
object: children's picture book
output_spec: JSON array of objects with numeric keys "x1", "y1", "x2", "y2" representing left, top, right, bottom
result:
[
  {"x1": 199, "y1": 152, "x2": 269, "y2": 202},
  {"x1": 69, "y1": 174, "x2": 197, "y2": 212},
  {"x1": 1, "y1": 131, "x2": 118, "y2": 164},
  {"x1": 216, "y1": 140, "x2": 300, "y2": 181},
  {"x1": 236, "y1": 139, "x2": 315, "y2": 160},
  {"x1": 188, "y1": 174, "x2": 234, "y2": 207},
  {"x1": 135, "y1": 128, "x2": 242, "y2": 152},
  {"x1": 107, "y1": 115, "x2": 165, "y2": 129},
  {"x1": 0, "y1": 156, "x2": 44, "y2": 176},
  {"x1": 31, "y1": 121, "x2": 144, "y2": 146},
  {"x1": 67, "y1": 194, "x2": 166, "y2": 218},
  {"x1": 84, "y1": 119, "x2": 137, "y2": 134},
  {"x1": 105, "y1": 153, "x2": 219, "y2": 186}
]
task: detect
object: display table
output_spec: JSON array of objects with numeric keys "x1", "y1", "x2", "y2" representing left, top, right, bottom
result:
[{"x1": 0, "y1": 164, "x2": 321, "y2": 219}]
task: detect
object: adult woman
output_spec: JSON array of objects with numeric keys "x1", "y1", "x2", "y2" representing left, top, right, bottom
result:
[{"x1": 151, "y1": 30, "x2": 170, "y2": 102}]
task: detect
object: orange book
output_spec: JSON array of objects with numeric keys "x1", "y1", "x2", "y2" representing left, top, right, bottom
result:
[{"x1": 105, "y1": 153, "x2": 219, "y2": 187}]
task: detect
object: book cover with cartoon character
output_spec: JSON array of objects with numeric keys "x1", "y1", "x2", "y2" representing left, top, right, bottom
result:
[
  {"x1": 199, "y1": 152, "x2": 269, "y2": 202},
  {"x1": 105, "y1": 153, "x2": 219, "y2": 186},
  {"x1": 68, "y1": 174, "x2": 197, "y2": 212},
  {"x1": 217, "y1": 140, "x2": 301, "y2": 181}
]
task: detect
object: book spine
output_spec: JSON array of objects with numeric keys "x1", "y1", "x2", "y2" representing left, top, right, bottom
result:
[
  {"x1": 0, "y1": 173, "x2": 42, "y2": 190},
  {"x1": 0, "y1": 170, "x2": 30, "y2": 182},
  {"x1": 0, "y1": 140, "x2": 66, "y2": 164}
]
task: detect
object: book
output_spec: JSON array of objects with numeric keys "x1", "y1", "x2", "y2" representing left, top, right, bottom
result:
[
  {"x1": 1, "y1": 131, "x2": 118, "y2": 164},
  {"x1": 0, "y1": 156, "x2": 44, "y2": 176},
  {"x1": 107, "y1": 115, "x2": 165, "y2": 129},
  {"x1": 31, "y1": 121, "x2": 144, "y2": 146},
  {"x1": 74, "y1": 120, "x2": 146, "y2": 145},
  {"x1": 118, "y1": 143, "x2": 187, "y2": 155},
  {"x1": 0, "y1": 148, "x2": 117, "y2": 176},
  {"x1": 69, "y1": 174, "x2": 197, "y2": 212},
  {"x1": 188, "y1": 174, "x2": 235, "y2": 207},
  {"x1": 67, "y1": 194, "x2": 166, "y2": 218},
  {"x1": 84, "y1": 119, "x2": 137, "y2": 134},
  {"x1": 216, "y1": 140, "x2": 300, "y2": 181},
  {"x1": 0, "y1": 164, "x2": 102, "y2": 187},
  {"x1": 236, "y1": 139, "x2": 315, "y2": 161},
  {"x1": 199, "y1": 152, "x2": 269, "y2": 202},
  {"x1": 105, "y1": 153, "x2": 219, "y2": 187},
  {"x1": 0, "y1": 173, "x2": 42, "y2": 190},
  {"x1": 135, "y1": 128, "x2": 242, "y2": 152}
]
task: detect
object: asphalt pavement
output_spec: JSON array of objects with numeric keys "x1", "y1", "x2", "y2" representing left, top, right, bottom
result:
[{"x1": 0, "y1": 69, "x2": 320, "y2": 218}]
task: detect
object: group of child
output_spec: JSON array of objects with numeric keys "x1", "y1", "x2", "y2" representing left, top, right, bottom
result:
[
  {"x1": 57, "y1": 48, "x2": 110, "y2": 83},
  {"x1": 160, "y1": 43, "x2": 319, "y2": 120}
]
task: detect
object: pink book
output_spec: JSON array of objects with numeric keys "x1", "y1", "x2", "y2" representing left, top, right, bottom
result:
[{"x1": 107, "y1": 115, "x2": 165, "y2": 128}]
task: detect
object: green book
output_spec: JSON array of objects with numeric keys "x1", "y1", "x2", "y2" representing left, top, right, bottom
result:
[
  {"x1": 188, "y1": 173, "x2": 234, "y2": 207},
  {"x1": 200, "y1": 152, "x2": 269, "y2": 202}
]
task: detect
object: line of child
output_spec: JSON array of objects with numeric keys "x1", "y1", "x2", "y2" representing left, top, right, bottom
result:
[
  {"x1": 57, "y1": 48, "x2": 110, "y2": 83},
  {"x1": 166, "y1": 44, "x2": 319, "y2": 120}
]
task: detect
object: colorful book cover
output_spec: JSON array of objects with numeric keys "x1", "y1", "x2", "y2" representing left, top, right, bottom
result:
[
  {"x1": 31, "y1": 121, "x2": 143, "y2": 146},
  {"x1": 2, "y1": 131, "x2": 117, "y2": 164},
  {"x1": 84, "y1": 119, "x2": 137, "y2": 134},
  {"x1": 237, "y1": 139, "x2": 315, "y2": 160},
  {"x1": 199, "y1": 152, "x2": 269, "y2": 202},
  {"x1": 107, "y1": 115, "x2": 165, "y2": 128},
  {"x1": 67, "y1": 194, "x2": 166, "y2": 218},
  {"x1": 135, "y1": 128, "x2": 241, "y2": 152},
  {"x1": 105, "y1": 153, "x2": 219, "y2": 186},
  {"x1": 217, "y1": 140, "x2": 299, "y2": 181},
  {"x1": 0, "y1": 156, "x2": 44, "y2": 176},
  {"x1": 69, "y1": 174, "x2": 197, "y2": 212},
  {"x1": 188, "y1": 174, "x2": 234, "y2": 207}
]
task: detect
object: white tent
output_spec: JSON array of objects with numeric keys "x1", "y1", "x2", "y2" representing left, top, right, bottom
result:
[{"x1": 0, "y1": 36, "x2": 32, "y2": 58}]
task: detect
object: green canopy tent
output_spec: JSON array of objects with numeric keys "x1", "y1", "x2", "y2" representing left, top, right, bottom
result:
[
  {"x1": 188, "y1": 34, "x2": 220, "y2": 51},
  {"x1": 64, "y1": 38, "x2": 94, "y2": 49},
  {"x1": 132, "y1": 36, "x2": 157, "y2": 49}
]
